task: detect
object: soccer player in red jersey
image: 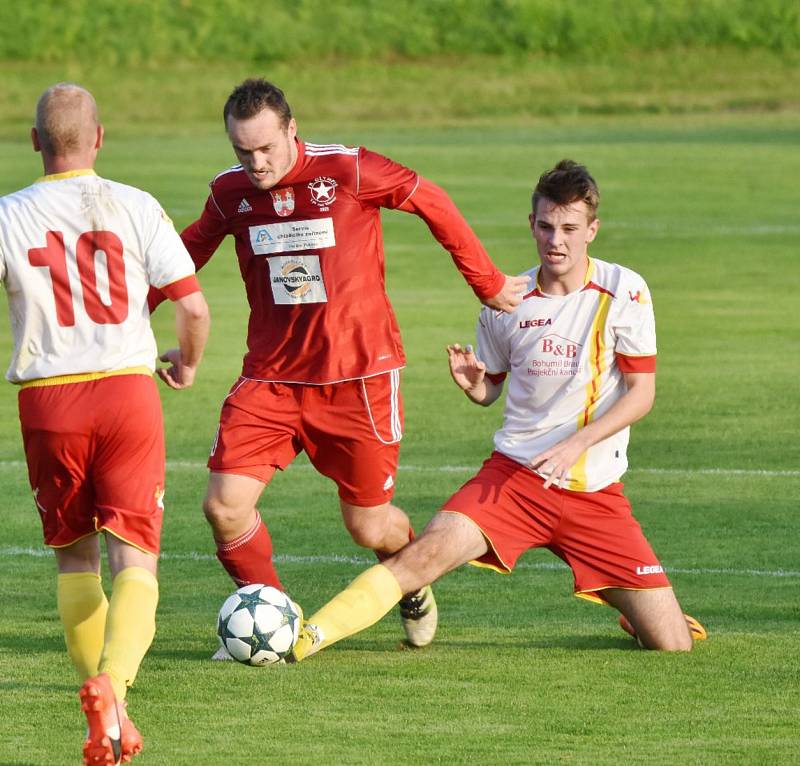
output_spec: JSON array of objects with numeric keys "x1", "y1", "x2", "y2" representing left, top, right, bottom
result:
[
  {"x1": 151, "y1": 78, "x2": 527, "y2": 653},
  {"x1": 289, "y1": 160, "x2": 706, "y2": 661},
  {"x1": 0, "y1": 84, "x2": 210, "y2": 764}
]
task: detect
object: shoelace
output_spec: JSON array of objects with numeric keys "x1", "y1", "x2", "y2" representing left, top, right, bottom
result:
[{"x1": 399, "y1": 591, "x2": 428, "y2": 619}]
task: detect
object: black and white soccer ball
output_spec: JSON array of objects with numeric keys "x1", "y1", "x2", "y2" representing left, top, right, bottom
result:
[{"x1": 216, "y1": 584, "x2": 302, "y2": 666}]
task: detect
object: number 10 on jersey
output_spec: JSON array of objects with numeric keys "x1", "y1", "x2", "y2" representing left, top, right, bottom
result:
[{"x1": 28, "y1": 230, "x2": 129, "y2": 326}]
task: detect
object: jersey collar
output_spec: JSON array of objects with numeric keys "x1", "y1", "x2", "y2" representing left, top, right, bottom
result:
[
  {"x1": 532, "y1": 257, "x2": 595, "y2": 296},
  {"x1": 36, "y1": 169, "x2": 97, "y2": 184}
]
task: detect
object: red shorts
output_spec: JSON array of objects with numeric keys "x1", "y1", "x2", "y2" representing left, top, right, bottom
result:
[
  {"x1": 209, "y1": 371, "x2": 403, "y2": 506},
  {"x1": 18, "y1": 375, "x2": 165, "y2": 554},
  {"x1": 442, "y1": 452, "x2": 672, "y2": 602}
]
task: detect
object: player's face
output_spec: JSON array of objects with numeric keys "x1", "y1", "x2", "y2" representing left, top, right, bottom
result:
[
  {"x1": 227, "y1": 108, "x2": 298, "y2": 190},
  {"x1": 530, "y1": 199, "x2": 599, "y2": 292}
]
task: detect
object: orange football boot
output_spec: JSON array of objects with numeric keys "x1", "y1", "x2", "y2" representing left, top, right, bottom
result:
[{"x1": 79, "y1": 673, "x2": 143, "y2": 765}]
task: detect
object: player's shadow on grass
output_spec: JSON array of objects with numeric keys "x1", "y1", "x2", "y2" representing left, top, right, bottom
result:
[
  {"x1": 345, "y1": 634, "x2": 637, "y2": 654},
  {"x1": 147, "y1": 645, "x2": 220, "y2": 662},
  {"x1": 442, "y1": 637, "x2": 638, "y2": 651}
]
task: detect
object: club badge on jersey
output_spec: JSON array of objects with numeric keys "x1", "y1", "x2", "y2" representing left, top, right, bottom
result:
[
  {"x1": 270, "y1": 188, "x2": 295, "y2": 217},
  {"x1": 308, "y1": 177, "x2": 337, "y2": 210}
]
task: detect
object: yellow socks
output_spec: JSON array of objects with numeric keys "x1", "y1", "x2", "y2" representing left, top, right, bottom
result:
[
  {"x1": 57, "y1": 572, "x2": 109, "y2": 681},
  {"x1": 98, "y1": 567, "x2": 159, "y2": 700},
  {"x1": 299, "y1": 564, "x2": 403, "y2": 657}
]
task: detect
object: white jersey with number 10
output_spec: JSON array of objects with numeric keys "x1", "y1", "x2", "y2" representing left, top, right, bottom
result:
[{"x1": 0, "y1": 170, "x2": 196, "y2": 383}]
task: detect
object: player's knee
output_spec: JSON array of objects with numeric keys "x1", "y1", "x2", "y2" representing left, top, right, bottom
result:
[
  {"x1": 202, "y1": 494, "x2": 246, "y2": 532},
  {"x1": 639, "y1": 628, "x2": 693, "y2": 652},
  {"x1": 662, "y1": 633, "x2": 693, "y2": 652},
  {"x1": 346, "y1": 519, "x2": 386, "y2": 550}
]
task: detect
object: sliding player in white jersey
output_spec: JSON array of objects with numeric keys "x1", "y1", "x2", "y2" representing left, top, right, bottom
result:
[
  {"x1": 0, "y1": 83, "x2": 209, "y2": 765},
  {"x1": 289, "y1": 160, "x2": 706, "y2": 661}
]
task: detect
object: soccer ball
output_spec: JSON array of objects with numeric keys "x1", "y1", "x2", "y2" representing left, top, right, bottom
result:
[{"x1": 216, "y1": 584, "x2": 302, "y2": 666}]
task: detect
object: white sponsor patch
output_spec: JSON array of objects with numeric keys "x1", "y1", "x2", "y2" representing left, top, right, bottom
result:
[
  {"x1": 249, "y1": 218, "x2": 335, "y2": 254},
  {"x1": 268, "y1": 255, "x2": 328, "y2": 304}
]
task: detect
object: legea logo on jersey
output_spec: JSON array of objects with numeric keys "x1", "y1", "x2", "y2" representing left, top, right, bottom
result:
[
  {"x1": 270, "y1": 188, "x2": 295, "y2": 217},
  {"x1": 519, "y1": 318, "x2": 552, "y2": 329},
  {"x1": 635, "y1": 565, "x2": 664, "y2": 575},
  {"x1": 308, "y1": 177, "x2": 337, "y2": 210}
]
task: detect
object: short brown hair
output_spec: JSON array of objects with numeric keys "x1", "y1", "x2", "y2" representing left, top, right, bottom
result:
[
  {"x1": 532, "y1": 160, "x2": 599, "y2": 221},
  {"x1": 223, "y1": 79, "x2": 292, "y2": 128}
]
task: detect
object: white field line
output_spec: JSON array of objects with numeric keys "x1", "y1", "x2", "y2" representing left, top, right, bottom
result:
[
  {"x1": 0, "y1": 460, "x2": 797, "y2": 478},
  {"x1": 1, "y1": 545, "x2": 797, "y2": 579}
]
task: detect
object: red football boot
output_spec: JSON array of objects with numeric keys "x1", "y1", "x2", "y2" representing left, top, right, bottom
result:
[{"x1": 79, "y1": 673, "x2": 142, "y2": 765}]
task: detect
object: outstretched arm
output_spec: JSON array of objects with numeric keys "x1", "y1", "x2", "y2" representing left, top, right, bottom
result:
[
  {"x1": 397, "y1": 177, "x2": 529, "y2": 313},
  {"x1": 157, "y1": 291, "x2": 210, "y2": 390},
  {"x1": 530, "y1": 371, "x2": 656, "y2": 489},
  {"x1": 447, "y1": 343, "x2": 504, "y2": 406}
]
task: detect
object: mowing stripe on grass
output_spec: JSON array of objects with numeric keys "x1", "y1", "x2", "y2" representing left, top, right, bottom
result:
[
  {"x1": 0, "y1": 460, "x2": 797, "y2": 477},
  {"x1": 2, "y1": 545, "x2": 798, "y2": 578}
]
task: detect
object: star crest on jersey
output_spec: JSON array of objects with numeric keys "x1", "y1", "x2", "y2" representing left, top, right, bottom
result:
[
  {"x1": 308, "y1": 177, "x2": 337, "y2": 209},
  {"x1": 270, "y1": 188, "x2": 295, "y2": 217},
  {"x1": 237, "y1": 198, "x2": 253, "y2": 214}
]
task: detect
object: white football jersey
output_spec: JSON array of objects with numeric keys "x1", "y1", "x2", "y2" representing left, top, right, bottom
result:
[
  {"x1": 476, "y1": 257, "x2": 657, "y2": 492},
  {"x1": 0, "y1": 170, "x2": 196, "y2": 382}
]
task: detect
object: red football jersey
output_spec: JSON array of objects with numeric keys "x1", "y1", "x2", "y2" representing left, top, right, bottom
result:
[{"x1": 180, "y1": 139, "x2": 504, "y2": 384}]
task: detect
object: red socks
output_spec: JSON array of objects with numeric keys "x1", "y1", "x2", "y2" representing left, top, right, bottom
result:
[{"x1": 216, "y1": 514, "x2": 283, "y2": 590}]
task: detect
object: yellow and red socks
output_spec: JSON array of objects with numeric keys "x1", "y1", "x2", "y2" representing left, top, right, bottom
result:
[
  {"x1": 216, "y1": 514, "x2": 282, "y2": 590},
  {"x1": 298, "y1": 564, "x2": 403, "y2": 658},
  {"x1": 98, "y1": 567, "x2": 158, "y2": 700},
  {"x1": 57, "y1": 571, "x2": 108, "y2": 681}
]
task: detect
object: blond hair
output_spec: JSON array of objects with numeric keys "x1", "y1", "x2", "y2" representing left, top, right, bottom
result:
[{"x1": 35, "y1": 83, "x2": 98, "y2": 156}]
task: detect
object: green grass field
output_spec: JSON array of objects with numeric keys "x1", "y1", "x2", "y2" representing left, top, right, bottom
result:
[{"x1": 1, "y1": 76, "x2": 799, "y2": 764}]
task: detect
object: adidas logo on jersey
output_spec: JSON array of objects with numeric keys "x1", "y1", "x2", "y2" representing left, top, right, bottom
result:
[{"x1": 237, "y1": 198, "x2": 253, "y2": 213}]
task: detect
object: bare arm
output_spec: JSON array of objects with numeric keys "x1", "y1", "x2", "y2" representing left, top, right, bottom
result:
[
  {"x1": 157, "y1": 291, "x2": 210, "y2": 390},
  {"x1": 447, "y1": 343, "x2": 504, "y2": 406},
  {"x1": 531, "y1": 371, "x2": 656, "y2": 489}
]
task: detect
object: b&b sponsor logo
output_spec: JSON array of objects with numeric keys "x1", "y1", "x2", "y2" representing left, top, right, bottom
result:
[
  {"x1": 540, "y1": 334, "x2": 579, "y2": 358},
  {"x1": 527, "y1": 334, "x2": 583, "y2": 377}
]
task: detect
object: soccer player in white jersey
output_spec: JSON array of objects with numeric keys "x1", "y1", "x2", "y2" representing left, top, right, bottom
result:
[
  {"x1": 289, "y1": 160, "x2": 706, "y2": 661},
  {"x1": 0, "y1": 83, "x2": 210, "y2": 765}
]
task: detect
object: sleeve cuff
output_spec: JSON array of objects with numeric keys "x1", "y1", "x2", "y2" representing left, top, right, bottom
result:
[
  {"x1": 485, "y1": 371, "x2": 508, "y2": 385},
  {"x1": 159, "y1": 274, "x2": 201, "y2": 301},
  {"x1": 615, "y1": 353, "x2": 656, "y2": 373}
]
